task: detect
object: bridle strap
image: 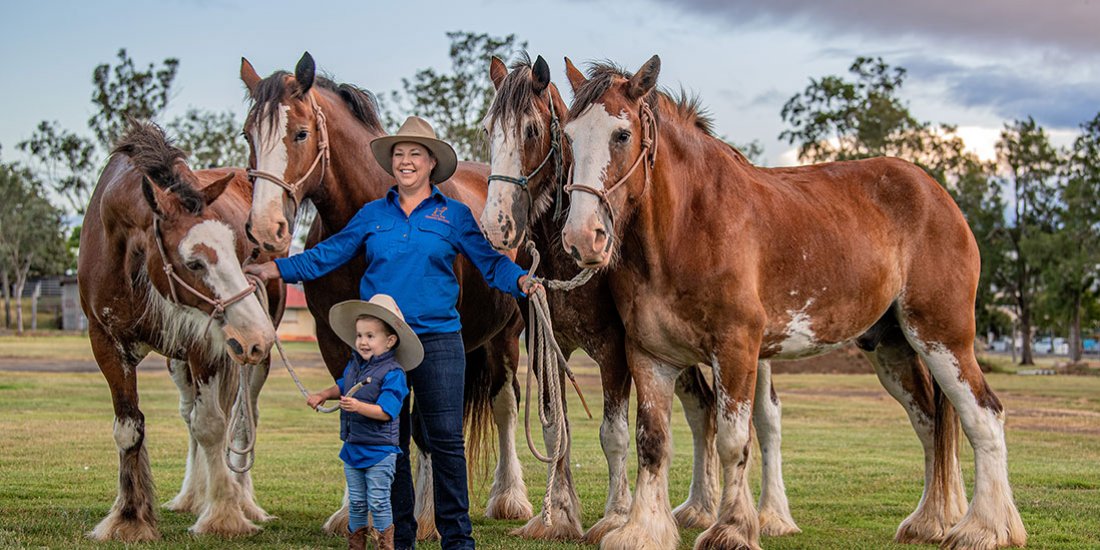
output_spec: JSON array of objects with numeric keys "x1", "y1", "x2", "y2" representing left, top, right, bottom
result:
[
  {"x1": 564, "y1": 101, "x2": 657, "y2": 228},
  {"x1": 246, "y1": 92, "x2": 330, "y2": 212},
  {"x1": 153, "y1": 217, "x2": 259, "y2": 334},
  {"x1": 487, "y1": 96, "x2": 564, "y2": 217}
]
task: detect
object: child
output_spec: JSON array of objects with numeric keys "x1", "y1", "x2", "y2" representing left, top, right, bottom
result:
[{"x1": 308, "y1": 294, "x2": 423, "y2": 550}]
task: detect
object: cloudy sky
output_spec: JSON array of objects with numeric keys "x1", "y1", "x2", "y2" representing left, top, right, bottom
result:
[{"x1": 2, "y1": 0, "x2": 1097, "y2": 169}]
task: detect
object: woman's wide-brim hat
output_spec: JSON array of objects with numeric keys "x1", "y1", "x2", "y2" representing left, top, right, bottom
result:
[
  {"x1": 329, "y1": 295, "x2": 424, "y2": 371},
  {"x1": 370, "y1": 116, "x2": 458, "y2": 184}
]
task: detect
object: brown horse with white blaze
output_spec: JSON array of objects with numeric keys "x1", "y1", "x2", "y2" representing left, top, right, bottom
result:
[
  {"x1": 239, "y1": 52, "x2": 531, "y2": 538},
  {"x1": 560, "y1": 57, "x2": 1026, "y2": 550},
  {"x1": 79, "y1": 122, "x2": 283, "y2": 541}
]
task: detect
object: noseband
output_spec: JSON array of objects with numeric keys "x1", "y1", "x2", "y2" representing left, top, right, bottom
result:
[
  {"x1": 487, "y1": 96, "x2": 565, "y2": 220},
  {"x1": 154, "y1": 218, "x2": 260, "y2": 334},
  {"x1": 246, "y1": 92, "x2": 331, "y2": 213},
  {"x1": 564, "y1": 101, "x2": 658, "y2": 228}
]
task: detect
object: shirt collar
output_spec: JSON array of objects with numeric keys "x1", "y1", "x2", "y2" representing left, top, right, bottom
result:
[{"x1": 386, "y1": 185, "x2": 446, "y2": 211}]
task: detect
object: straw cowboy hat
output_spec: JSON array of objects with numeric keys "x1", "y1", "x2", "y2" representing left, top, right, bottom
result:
[
  {"x1": 329, "y1": 295, "x2": 424, "y2": 371},
  {"x1": 370, "y1": 116, "x2": 458, "y2": 184}
]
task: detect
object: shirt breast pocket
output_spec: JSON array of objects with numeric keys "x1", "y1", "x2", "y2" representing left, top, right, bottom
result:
[
  {"x1": 365, "y1": 217, "x2": 400, "y2": 259},
  {"x1": 416, "y1": 218, "x2": 455, "y2": 256}
]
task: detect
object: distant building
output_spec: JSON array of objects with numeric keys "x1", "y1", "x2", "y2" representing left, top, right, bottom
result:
[
  {"x1": 277, "y1": 284, "x2": 316, "y2": 342},
  {"x1": 59, "y1": 276, "x2": 86, "y2": 331}
]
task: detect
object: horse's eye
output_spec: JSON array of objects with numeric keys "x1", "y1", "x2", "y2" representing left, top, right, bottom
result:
[
  {"x1": 185, "y1": 261, "x2": 204, "y2": 272},
  {"x1": 615, "y1": 130, "x2": 631, "y2": 144},
  {"x1": 525, "y1": 124, "x2": 540, "y2": 141},
  {"x1": 294, "y1": 130, "x2": 309, "y2": 142}
]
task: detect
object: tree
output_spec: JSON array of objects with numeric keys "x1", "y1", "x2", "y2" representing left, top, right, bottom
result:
[
  {"x1": 994, "y1": 117, "x2": 1062, "y2": 364},
  {"x1": 167, "y1": 108, "x2": 249, "y2": 169},
  {"x1": 383, "y1": 31, "x2": 527, "y2": 162},
  {"x1": 16, "y1": 121, "x2": 97, "y2": 214},
  {"x1": 0, "y1": 163, "x2": 69, "y2": 333},
  {"x1": 1037, "y1": 113, "x2": 1100, "y2": 362},
  {"x1": 89, "y1": 48, "x2": 180, "y2": 148}
]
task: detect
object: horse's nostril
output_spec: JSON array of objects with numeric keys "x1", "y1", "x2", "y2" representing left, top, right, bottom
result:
[
  {"x1": 275, "y1": 222, "x2": 287, "y2": 240},
  {"x1": 227, "y1": 338, "x2": 244, "y2": 355},
  {"x1": 570, "y1": 246, "x2": 582, "y2": 262},
  {"x1": 263, "y1": 243, "x2": 276, "y2": 252},
  {"x1": 249, "y1": 344, "x2": 263, "y2": 360},
  {"x1": 595, "y1": 228, "x2": 607, "y2": 241}
]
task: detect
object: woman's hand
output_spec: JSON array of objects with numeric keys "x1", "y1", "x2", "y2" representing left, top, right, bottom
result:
[
  {"x1": 244, "y1": 261, "x2": 282, "y2": 282},
  {"x1": 519, "y1": 275, "x2": 545, "y2": 297},
  {"x1": 339, "y1": 395, "x2": 362, "y2": 414}
]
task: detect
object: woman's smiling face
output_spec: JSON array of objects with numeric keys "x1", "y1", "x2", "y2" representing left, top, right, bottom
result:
[{"x1": 391, "y1": 142, "x2": 437, "y2": 191}]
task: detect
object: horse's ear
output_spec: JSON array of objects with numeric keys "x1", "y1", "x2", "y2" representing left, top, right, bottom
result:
[
  {"x1": 531, "y1": 55, "x2": 551, "y2": 95},
  {"x1": 490, "y1": 56, "x2": 507, "y2": 90},
  {"x1": 200, "y1": 172, "x2": 235, "y2": 206},
  {"x1": 140, "y1": 176, "x2": 170, "y2": 217},
  {"x1": 627, "y1": 55, "x2": 661, "y2": 101},
  {"x1": 240, "y1": 57, "x2": 261, "y2": 96},
  {"x1": 564, "y1": 57, "x2": 587, "y2": 94},
  {"x1": 295, "y1": 51, "x2": 316, "y2": 96}
]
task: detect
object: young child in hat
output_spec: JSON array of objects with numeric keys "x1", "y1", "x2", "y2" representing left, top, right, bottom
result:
[{"x1": 307, "y1": 294, "x2": 423, "y2": 550}]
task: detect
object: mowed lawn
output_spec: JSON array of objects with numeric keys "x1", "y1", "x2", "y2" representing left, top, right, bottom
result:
[{"x1": 1, "y1": 338, "x2": 1098, "y2": 549}]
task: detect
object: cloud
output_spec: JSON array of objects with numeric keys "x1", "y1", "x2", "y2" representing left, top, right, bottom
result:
[{"x1": 652, "y1": 0, "x2": 1100, "y2": 55}]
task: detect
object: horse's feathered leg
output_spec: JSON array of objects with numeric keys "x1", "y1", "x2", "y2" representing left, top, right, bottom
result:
[
  {"x1": 483, "y1": 329, "x2": 533, "y2": 521},
  {"x1": 88, "y1": 324, "x2": 159, "y2": 542},
  {"x1": 164, "y1": 358, "x2": 206, "y2": 515},
  {"x1": 671, "y1": 364, "x2": 720, "y2": 529},
  {"x1": 582, "y1": 333, "x2": 633, "y2": 545},
  {"x1": 753, "y1": 360, "x2": 801, "y2": 536}
]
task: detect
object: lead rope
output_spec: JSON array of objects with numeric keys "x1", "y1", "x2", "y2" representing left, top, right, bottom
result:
[{"x1": 521, "y1": 241, "x2": 596, "y2": 526}]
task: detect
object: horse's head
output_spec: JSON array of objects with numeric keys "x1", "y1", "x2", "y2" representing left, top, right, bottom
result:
[
  {"x1": 240, "y1": 52, "x2": 329, "y2": 254},
  {"x1": 561, "y1": 55, "x2": 661, "y2": 268},
  {"x1": 481, "y1": 54, "x2": 569, "y2": 250},
  {"x1": 118, "y1": 122, "x2": 276, "y2": 365}
]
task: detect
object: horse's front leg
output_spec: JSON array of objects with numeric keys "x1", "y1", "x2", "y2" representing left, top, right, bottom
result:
[
  {"x1": 671, "y1": 364, "x2": 720, "y2": 529},
  {"x1": 484, "y1": 322, "x2": 533, "y2": 521},
  {"x1": 188, "y1": 359, "x2": 258, "y2": 536},
  {"x1": 87, "y1": 325, "x2": 159, "y2": 542},
  {"x1": 164, "y1": 358, "x2": 207, "y2": 515},
  {"x1": 583, "y1": 334, "x2": 633, "y2": 544},
  {"x1": 231, "y1": 356, "x2": 273, "y2": 522},
  {"x1": 694, "y1": 334, "x2": 762, "y2": 550},
  {"x1": 601, "y1": 348, "x2": 681, "y2": 550},
  {"x1": 754, "y1": 360, "x2": 800, "y2": 536}
]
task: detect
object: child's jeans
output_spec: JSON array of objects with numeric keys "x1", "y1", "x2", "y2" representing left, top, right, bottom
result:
[{"x1": 344, "y1": 453, "x2": 397, "y2": 532}]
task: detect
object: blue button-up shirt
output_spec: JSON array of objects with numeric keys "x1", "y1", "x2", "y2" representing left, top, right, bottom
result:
[{"x1": 275, "y1": 186, "x2": 527, "y2": 334}]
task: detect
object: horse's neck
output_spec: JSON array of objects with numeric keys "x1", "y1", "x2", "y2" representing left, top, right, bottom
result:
[{"x1": 311, "y1": 109, "x2": 393, "y2": 229}]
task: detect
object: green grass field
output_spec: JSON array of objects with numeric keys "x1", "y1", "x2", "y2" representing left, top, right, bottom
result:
[{"x1": 1, "y1": 339, "x2": 1098, "y2": 549}]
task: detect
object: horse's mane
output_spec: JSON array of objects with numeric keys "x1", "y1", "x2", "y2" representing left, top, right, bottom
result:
[
  {"x1": 569, "y1": 61, "x2": 754, "y2": 166},
  {"x1": 113, "y1": 121, "x2": 204, "y2": 215},
  {"x1": 487, "y1": 52, "x2": 538, "y2": 126},
  {"x1": 250, "y1": 71, "x2": 384, "y2": 135}
]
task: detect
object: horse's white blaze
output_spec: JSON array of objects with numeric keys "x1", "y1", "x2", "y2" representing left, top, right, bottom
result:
[
  {"x1": 179, "y1": 220, "x2": 273, "y2": 343},
  {"x1": 483, "y1": 118, "x2": 525, "y2": 242},
  {"x1": 113, "y1": 416, "x2": 142, "y2": 450},
  {"x1": 250, "y1": 103, "x2": 291, "y2": 224},
  {"x1": 563, "y1": 104, "x2": 630, "y2": 226}
]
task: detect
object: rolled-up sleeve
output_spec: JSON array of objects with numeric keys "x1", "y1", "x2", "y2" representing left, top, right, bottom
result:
[
  {"x1": 376, "y1": 369, "x2": 409, "y2": 420},
  {"x1": 453, "y1": 205, "x2": 527, "y2": 298},
  {"x1": 274, "y1": 207, "x2": 370, "y2": 283}
]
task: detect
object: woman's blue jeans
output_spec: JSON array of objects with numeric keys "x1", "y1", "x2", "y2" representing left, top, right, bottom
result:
[
  {"x1": 391, "y1": 332, "x2": 474, "y2": 549},
  {"x1": 345, "y1": 453, "x2": 397, "y2": 532}
]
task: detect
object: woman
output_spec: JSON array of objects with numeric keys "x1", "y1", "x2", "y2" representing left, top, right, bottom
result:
[{"x1": 246, "y1": 116, "x2": 541, "y2": 550}]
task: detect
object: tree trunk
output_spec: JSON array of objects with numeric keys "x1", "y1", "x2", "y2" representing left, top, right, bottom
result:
[
  {"x1": 1069, "y1": 293, "x2": 1083, "y2": 364},
  {"x1": 1019, "y1": 303, "x2": 1034, "y2": 365},
  {"x1": 31, "y1": 281, "x2": 41, "y2": 331},
  {"x1": 1, "y1": 270, "x2": 10, "y2": 329},
  {"x1": 14, "y1": 262, "x2": 30, "y2": 335}
]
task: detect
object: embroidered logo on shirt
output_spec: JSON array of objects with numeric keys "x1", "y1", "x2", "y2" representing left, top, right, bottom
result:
[{"x1": 426, "y1": 206, "x2": 449, "y2": 223}]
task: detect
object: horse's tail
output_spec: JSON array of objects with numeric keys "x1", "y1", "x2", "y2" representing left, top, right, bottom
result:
[
  {"x1": 114, "y1": 120, "x2": 204, "y2": 213},
  {"x1": 463, "y1": 343, "x2": 495, "y2": 488},
  {"x1": 932, "y1": 377, "x2": 961, "y2": 496}
]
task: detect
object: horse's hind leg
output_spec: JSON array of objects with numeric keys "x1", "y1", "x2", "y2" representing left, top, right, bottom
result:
[
  {"x1": 188, "y1": 360, "x2": 259, "y2": 536},
  {"x1": 863, "y1": 324, "x2": 967, "y2": 544},
  {"x1": 164, "y1": 358, "x2": 206, "y2": 514},
  {"x1": 900, "y1": 313, "x2": 1026, "y2": 549},
  {"x1": 671, "y1": 364, "x2": 719, "y2": 529},
  {"x1": 87, "y1": 327, "x2": 159, "y2": 542},
  {"x1": 754, "y1": 360, "x2": 801, "y2": 536},
  {"x1": 582, "y1": 333, "x2": 633, "y2": 544},
  {"x1": 483, "y1": 323, "x2": 534, "y2": 521}
]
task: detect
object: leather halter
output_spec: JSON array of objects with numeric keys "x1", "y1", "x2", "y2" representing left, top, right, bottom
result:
[
  {"x1": 153, "y1": 217, "x2": 259, "y2": 334},
  {"x1": 487, "y1": 96, "x2": 565, "y2": 220},
  {"x1": 246, "y1": 92, "x2": 331, "y2": 212},
  {"x1": 564, "y1": 101, "x2": 658, "y2": 228}
]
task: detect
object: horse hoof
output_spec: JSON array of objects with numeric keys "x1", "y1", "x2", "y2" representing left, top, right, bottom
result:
[
  {"x1": 600, "y1": 519, "x2": 679, "y2": 550},
  {"x1": 759, "y1": 507, "x2": 801, "y2": 537},
  {"x1": 511, "y1": 512, "x2": 583, "y2": 541},
  {"x1": 940, "y1": 510, "x2": 1027, "y2": 550},
  {"x1": 582, "y1": 514, "x2": 627, "y2": 545},
  {"x1": 673, "y1": 499, "x2": 717, "y2": 529},
  {"x1": 485, "y1": 487, "x2": 534, "y2": 520},
  {"x1": 88, "y1": 515, "x2": 160, "y2": 543},
  {"x1": 693, "y1": 522, "x2": 760, "y2": 550}
]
